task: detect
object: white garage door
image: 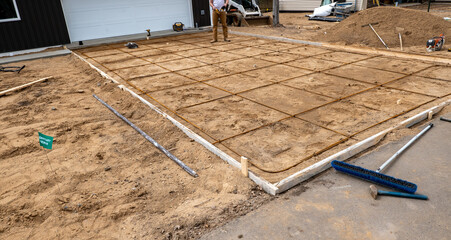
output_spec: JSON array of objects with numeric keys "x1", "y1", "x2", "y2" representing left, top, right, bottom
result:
[{"x1": 62, "y1": 0, "x2": 193, "y2": 42}]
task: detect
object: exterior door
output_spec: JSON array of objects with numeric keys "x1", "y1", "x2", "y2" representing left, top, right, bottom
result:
[{"x1": 192, "y1": 0, "x2": 211, "y2": 27}]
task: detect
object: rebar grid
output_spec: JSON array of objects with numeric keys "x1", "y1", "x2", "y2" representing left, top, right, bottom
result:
[{"x1": 79, "y1": 34, "x2": 448, "y2": 175}]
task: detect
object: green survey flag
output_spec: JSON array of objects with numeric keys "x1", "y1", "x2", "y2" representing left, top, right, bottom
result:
[{"x1": 39, "y1": 132, "x2": 53, "y2": 150}]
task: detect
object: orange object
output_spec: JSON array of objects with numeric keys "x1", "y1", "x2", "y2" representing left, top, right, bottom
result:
[{"x1": 426, "y1": 34, "x2": 445, "y2": 52}]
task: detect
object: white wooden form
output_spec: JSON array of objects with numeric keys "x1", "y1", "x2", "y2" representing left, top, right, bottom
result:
[
  {"x1": 73, "y1": 51, "x2": 278, "y2": 195},
  {"x1": 230, "y1": 31, "x2": 451, "y2": 65},
  {"x1": 73, "y1": 42, "x2": 451, "y2": 195},
  {"x1": 275, "y1": 99, "x2": 451, "y2": 194}
]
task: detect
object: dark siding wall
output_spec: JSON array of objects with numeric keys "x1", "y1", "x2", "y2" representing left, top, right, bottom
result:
[{"x1": 0, "y1": 0, "x2": 70, "y2": 53}]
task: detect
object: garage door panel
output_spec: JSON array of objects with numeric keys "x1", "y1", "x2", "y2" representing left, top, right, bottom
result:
[{"x1": 62, "y1": 0, "x2": 192, "y2": 42}]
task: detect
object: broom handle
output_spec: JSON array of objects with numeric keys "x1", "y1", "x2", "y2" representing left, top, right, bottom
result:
[
  {"x1": 378, "y1": 190, "x2": 428, "y2": 200},
  {"x1": 377, "y1": 123, "x2": 433, "y2": 173}
]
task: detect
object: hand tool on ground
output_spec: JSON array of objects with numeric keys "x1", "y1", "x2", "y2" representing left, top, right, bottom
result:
[
  {"x1": 0, "y1": 65, "x2": 25, "y2": 74},
  {"x1": 332, "y1": 123, "x2": 434, "y2": 193},
  {"x1": 125, "y1": 42, "x2": 138, "y2": 49},
  {"x1": 146, "y1": 29, "x2": 151, "y2": 40},
  {"x1": 93, "y1": 94, "x2": 198, "y2": 177},
  {"x1": 370, "y1": 185, "x2": 428, "y2": 200},
  {"x1": 440, "y1": 117, "x2": 451, "y2": 123},
  {"x1": 362, "y1": 22, "x2": 389, "y2": 49},
  {"x1": 426, "y1": 34, "x2": 445, "y2": 52}
]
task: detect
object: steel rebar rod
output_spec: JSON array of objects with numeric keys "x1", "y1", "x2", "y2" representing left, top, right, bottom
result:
[{"x1": 93, "y1": 94, "x2": 198, "y2": 177}]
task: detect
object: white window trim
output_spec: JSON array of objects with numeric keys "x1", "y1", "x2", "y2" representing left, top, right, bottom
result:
[{"x1": 0, "y1": 0, "x2": 21, "y2": 23}]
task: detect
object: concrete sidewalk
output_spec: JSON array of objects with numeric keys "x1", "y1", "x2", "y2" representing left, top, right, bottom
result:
[
  {"x1": 0, "y1": 49, "x2": 71, "y2": 65},
  {"x1": 202, "y1": 115, "x2": 451, "y2": 240}
]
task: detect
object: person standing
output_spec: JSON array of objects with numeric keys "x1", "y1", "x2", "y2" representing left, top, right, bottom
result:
[{"x1": 210, "y1": 0, "x2": 230, "y2": 43}]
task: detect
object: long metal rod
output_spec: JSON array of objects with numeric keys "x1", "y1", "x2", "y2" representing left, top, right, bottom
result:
[
  {"x1": 377, "y1": 123, "x2": 433, "y2": 173},
  {"x1": 369, "y1": 24, "x2": 389, "y2": 49},
  {"x1": 93, "y1": 94, "x2": 198, "y2": 177}
]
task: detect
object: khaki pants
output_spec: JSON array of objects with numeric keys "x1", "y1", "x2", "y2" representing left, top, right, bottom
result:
[{"x1": 212, "y1": 10, "x2": 228, "y2": 41}]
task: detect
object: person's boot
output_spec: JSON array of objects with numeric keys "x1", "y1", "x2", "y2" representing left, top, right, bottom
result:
[
  {"x1": 211, "y1": 39, "x2": 218, "y2": 43},
  {"x1": 224, "y1": 38, "x2": 231, "y2": 42}
]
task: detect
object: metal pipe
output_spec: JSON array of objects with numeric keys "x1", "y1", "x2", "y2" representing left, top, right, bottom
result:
[
  {"x1": 369, "y1": 24, "x2": 389, "y2": 49},
  {"x1": 93, "y1": 94, "x2": 198, "y2": 177},
  {"x1": 273, "y1": 0, "x2": 279, "y2": 26},
  {"x1": 377, "y1": 123, "x2": 433, "y2": 173}
]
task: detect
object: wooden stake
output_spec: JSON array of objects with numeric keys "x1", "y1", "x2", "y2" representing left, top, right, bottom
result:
[
  {"x1": 428, "y1": 111, "x2": 433, "y2": 120},
  {"x1": 399, "y1": 33, "x2": 403, "y2": 51},
  {"x1": 0, "y1": 76, "x2": 53, "y2": 96},
  {"x1": 241, "y1": 156, "x2": 248, "y2": 177}
]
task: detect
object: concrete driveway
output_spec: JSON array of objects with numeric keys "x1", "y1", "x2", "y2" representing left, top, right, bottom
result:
[{"x1": 202, "y1": 114, "x2": 451, "y2": 240}]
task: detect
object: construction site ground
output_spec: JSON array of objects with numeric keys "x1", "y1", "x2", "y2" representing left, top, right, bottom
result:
[
  {"x1": 76, "y1": 31, "x2": 451, "y2": 184},
  {"x1": 0, "y1": 4, "x2": 450, "y2": 240},
  {"x1": 0, "y1": 55, "x2": 271, "y2": 239},
  {"x1": 231, "y1": 3, "x2": 451, "y2": 57}
]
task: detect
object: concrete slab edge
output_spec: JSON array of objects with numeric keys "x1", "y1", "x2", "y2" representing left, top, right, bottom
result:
[
  {"x1": 275, "y1": 99, "x2": 451, "y2": 194},
  {"x1": 72, "y1": 52, "x2": 279, "y2": 195},
  {"x1": 72, "y1": 52, "x2": 119, "y2": 84},
  {"x1": 0, "y1": 49, "x2": 72, "y2": 65},
  {"x1": 229, "y1": 31, "x2": 451, "y2": 65},
  {"x1": 67, "y1": 28, "x2": 212, "y2": 50}
]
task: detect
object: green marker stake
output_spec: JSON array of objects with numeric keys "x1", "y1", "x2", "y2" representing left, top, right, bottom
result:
[
  {"x1": 39, "y1": 132, "x2": 53, "y2": 150},
  {"x1": 38, "y1": 132, "x2": 61, "y2": 195}
]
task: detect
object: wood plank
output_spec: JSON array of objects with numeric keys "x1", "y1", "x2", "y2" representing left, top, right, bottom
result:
[{"x1": 0, "y1": 77, "x2": 53, "y2": 96}]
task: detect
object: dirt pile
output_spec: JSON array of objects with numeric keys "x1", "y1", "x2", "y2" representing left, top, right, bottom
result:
[{"x1": 323, "y1": 7, "x2": 451, "y2": 47}]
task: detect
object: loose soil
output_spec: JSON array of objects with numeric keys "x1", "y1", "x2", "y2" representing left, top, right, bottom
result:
[
  {"x1": 0, "y1": 55, "x2": 272, "y2": 239},
  {"x1": 230, "y1": 4, "x2": 451, "y2": 56},
  {"x1": 322, "y1": 7, "x2": 451, "y2": 48}
]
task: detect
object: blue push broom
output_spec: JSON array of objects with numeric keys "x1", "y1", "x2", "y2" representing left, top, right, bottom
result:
[{"x1": 332, "y1": 123, "x2": 433, "y2": 193}]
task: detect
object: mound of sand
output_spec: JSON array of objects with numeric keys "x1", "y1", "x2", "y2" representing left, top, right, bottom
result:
[{"x1": 323, "y1": 7, "x2": 451, "y2": 48}]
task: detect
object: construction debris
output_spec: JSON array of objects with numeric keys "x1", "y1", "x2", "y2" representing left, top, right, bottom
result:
[{"x1": 0, "y1": 65, "x2": 25, "y2": 74}]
